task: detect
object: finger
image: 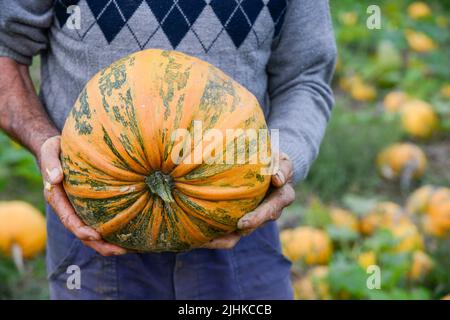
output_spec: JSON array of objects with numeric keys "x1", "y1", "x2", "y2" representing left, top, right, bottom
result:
[
  {"x1": 81, "y1": 240, "x2": 127, "y2": 257},
  {"x1": 40, "y1": 136, "x2": 63, "y2": 184},
  {"x1": 201, "y1": 233, "x2": 241, "y2": 250},
  {"x1": 237, "y1": 183, "x2": 295, "y2": 230},
  {"x1": 272, "y1": 152, "x2": 293, "y2": 187},
  {"x1": 44, "y1": 184, "x2": 101, "y2": 241}
]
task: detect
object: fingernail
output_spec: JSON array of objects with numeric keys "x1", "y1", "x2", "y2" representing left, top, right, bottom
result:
[
  {"x1": 88, "y1": 236, "x2": 97, "y2": 241},
  {"x1": 275, "y1": 171, "x2": 285, "y2": 185},
  {"x1": 44, "y1": 181, "x2": 53, "y2": 191},
  {"x1": 48, "y1": 168, "x2": 61, "y2": 183}
]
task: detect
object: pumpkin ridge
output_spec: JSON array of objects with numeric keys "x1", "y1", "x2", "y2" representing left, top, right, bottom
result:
[
  {"x1": 168, "y1": 201, "x2": 210, "y2": 245},
  {"x1": 173, "y1": 191, "x2": 235, "y2": 231},
  {"x1": 63, "y1": 133, "x2": 144, "y2": 182},
  {"x1": 148, "y1": 198, "x2": 163, "y2": 245},
  {"x1": 61, "y1": 153, "x2": 133, "y2": 186},
  {"x1": 174, "y1": 182, "x2": 267, "y2": 201},
  {"x1": 64, "y1": 181, "x2": 146, "y2": 199},
  {"x1": 91, "y1": 70, "x2": 150, "y2": 174},
  {"x1": 96, "y1": 191, "x2": 149, "y2": 236}
]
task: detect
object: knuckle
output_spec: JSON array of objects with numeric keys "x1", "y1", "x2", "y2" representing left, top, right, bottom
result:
[
  {"x1": 268, "y1": 202, "x2": 279, "y2": 215},
  {"x1": 283, "y1": 185, "x2": 296, "y2": 204},
  {"x1": 270, "y1": 210, "x2": 280, "y2": 220}
]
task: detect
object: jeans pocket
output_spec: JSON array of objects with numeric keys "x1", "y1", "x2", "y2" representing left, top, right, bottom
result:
[
  {"x1": 46, "y1": 205, "x2": 90, "y2": 281},
  {"x1": 47, "y1": 238, "x2": 82, "y2": 281}
]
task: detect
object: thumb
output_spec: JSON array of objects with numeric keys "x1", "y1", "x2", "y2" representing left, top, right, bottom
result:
[{"x1": 40, "y1": 136, "x2": 63, "y2": 185}]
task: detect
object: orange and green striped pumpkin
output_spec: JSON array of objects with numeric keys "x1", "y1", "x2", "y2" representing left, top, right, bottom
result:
[{"x1": 61, "y1": 49, "x2": 271, "y2": 252}]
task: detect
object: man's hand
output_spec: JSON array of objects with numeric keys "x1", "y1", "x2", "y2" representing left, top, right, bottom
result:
[
  {"x1": 0, "y1": 58, "x2": 126, "y2": 256},
  {"x1": 202, "y1": 153, "x2": 295, "y2": 249},
  {"x1": 40, "y1": 136, "x2": 127, "y2": 256}
]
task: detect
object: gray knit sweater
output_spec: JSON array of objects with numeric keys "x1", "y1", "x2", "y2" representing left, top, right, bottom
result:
[{"x1": 0, "y1": 0, "x2": 336, "y2": 183}]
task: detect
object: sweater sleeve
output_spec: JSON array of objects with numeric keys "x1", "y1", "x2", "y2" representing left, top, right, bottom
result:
[
  {"x1": 266, "y1": 0, "x2": 337, "y2": 184},
  {"x1": 0, "y1": 0, "x2": 54, "y2": 65}
]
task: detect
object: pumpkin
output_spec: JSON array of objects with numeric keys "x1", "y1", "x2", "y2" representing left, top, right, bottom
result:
[
  {"x1": 338, "y1": 12, "x2": 358, "y2": 26},
  {"x1": 390, "y1": 222, "x2": 424, "y2": 253},
  {"x1": 383, "y1": 91, "x2": 409, "y2": 113},
  {"x1": 376, "y1": 143, "x2": 427, "y2": 181},
  {"x1": 338, "y1": 74, "x2": 361, "y2": 92},
  {"x1": 406, "y1": 186, "x2": 450, "y2": 237},
  {"x1": 280, "y1": 227, "x2": 332, "y2": 265},
  {"x1": 0, "y1": 201, "x2": 47, "y2": 272},
  {"x1": 330, "y1": 207, "x2": 359, "y2": 232},
  {"x1": 408, "y1": 250, "x2": 433, "y2": 280},
  {"x1": 350, "y1": 82, "x2": 376, "y2": 102},
  {"x1": 405, "y1": 185, "x2": 436, "y2": 215},
  {"x1": 359, "y1": 201, "x2": 408, "y2": 235},
  {"x1": 400, "y1": 100, "x2": 438, "y2": 139},
  {"x1": 405, "y1": 30, "x2": 437, "y2": 53},
  {"x1": 293, "y1": 266, "x2": 330, "y2": 300},
  {"x1": 407, "y1": 2, "x2": 432, "y2": 20},
  {"x1": 357, "y1": 251, "x2": 376, "y2": 270},
  {"x1": 61, "y1": 49, "x2": 271, "y2": 252},
  {"x1": 424, "y1": 188, "x2": 450, "y2": 237}
]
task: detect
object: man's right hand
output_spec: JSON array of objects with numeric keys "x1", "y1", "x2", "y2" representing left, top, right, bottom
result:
[{"x1": 39, "y1": 136, "x2": 127, "y2": 256}]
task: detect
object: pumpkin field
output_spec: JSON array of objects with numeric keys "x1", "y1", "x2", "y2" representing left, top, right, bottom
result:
[{"x1": 0, "y1": 0, "x2": 449, "y2": 300}]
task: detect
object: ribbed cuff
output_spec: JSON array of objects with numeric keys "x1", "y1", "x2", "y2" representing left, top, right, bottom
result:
[
  {"x1": 0, "y1": 45, "x2": 32, "y2": 65},
  {"x1": 279, "y1": 144, "x2": 310, "y2": 185}
]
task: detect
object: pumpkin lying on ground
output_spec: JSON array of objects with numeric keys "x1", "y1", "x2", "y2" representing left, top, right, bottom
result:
[
  {"x1": 406, "y1": 186, "x2": 450, "y2": 237},
  {"x1": 376, "y1": 143, "x2": 427, "y2": 182},
  {"x1": 61, "y1": 49, "x2": 272, "y2": 252},
  {"x1": 408, "y1": 250, "x2": 433, "y2": 280},
  {"x1": 423, "y1": 188, "x2": 450, "y2": 237},
  {"x1": 407, "y1": 2, "x2": 432, "y2": 20},
  {"x1": 329, "y1": 207, "x2": 359, "y2": 232},
  {"x1": 357, "y1": 251, "x2": 376, "y2": 269},
  {"x1": 383, "y1": 91, "x2": 409, "y2": 113},
  {"x1": 350, "y1": 81, "x2": 376, "y2": 102},
  {"x1": 0, "y1": 201, "x2": 47, "y2": 272},
  {"x1": 359, "y1": 201, "x2": 408, "y2": 235},
  {"x1": 280, "y1": 227, "x2": 332, "y2": 265},
  {"x1": 400, "y1": 100, "x2": 438, "y2": 139},
  {"x1": 390, "y1": 222, "x2": 424, "y2": 253},
  {"x1": 405, "y1": 30, "x2": 437, "y2": 53},
  {"x1": 405, "y1": 185, "x2": 436, "y2": 215},
  {"x1": 293, "y1": 266, "x2": 331, "y2": 300}
]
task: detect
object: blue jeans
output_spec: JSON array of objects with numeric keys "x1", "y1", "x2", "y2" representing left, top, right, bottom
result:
[{"x1": 46, "y1": 205, "x2": 293, "y2": 299}]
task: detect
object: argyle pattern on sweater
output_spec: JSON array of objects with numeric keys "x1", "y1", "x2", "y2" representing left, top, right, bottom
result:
[{"x1": 54, "y1": 0, "x2": 288, "y2": 50}]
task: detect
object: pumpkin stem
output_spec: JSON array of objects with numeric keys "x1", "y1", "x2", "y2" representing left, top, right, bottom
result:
[
  {"x1": 11, "y1": 243, "x2": 25, "y2": 274},
  {"x1": 145, "y1": 171, "x2": 175, "y2": 203},
  {"x1": 401, "y1": 160, "x2": 417, "y2": 195}
]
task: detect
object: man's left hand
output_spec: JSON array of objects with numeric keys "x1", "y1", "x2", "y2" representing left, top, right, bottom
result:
[{"x1": 202, "y1": 153, "x2": 295, "y2": 249}]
